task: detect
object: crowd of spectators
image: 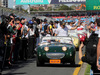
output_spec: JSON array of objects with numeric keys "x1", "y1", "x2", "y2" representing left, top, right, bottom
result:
[
  {"x1": 0, "y1": 13, "x2": 42, "y2": 75},
  {"x1": 0, "y1": 13, "x2": 100, "y2": 75}
]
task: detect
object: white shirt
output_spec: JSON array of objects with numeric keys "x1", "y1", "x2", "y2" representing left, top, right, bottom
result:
[
  {"x1": 98, "y1": 28, "x2": 100, "y2": 38},
  {"x1": 46, "y1": 34, "x2": 51, "y2": 37},
  {"x1": 22, "y1": 25, "x2": 28, "y2": 38},
  {"x1": 55, "y1": 27, "x2": 68, "y2": 36},
  {"x1": 58, "y1": 23, "x2": 61, "y2": 29},
  {"x1": 29, "y1": 29, "x2": 34, "y2": 36},
  {"x1": 77, "y1": 26, "x2": 85, "y2": 29},
  {"x1": 53, "y1": 28, "x2": 57, "y2": 34},
  {"x1": 67, "y1": 25, "x2": 72, "y2": 30},
  {"x1": 95, "y1": 26, "x2": 99, "y2": 34}
]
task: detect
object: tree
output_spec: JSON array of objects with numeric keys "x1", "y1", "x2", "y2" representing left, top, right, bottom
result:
[
  {"x1": 16, "y1": 5, "x2": 24, "y2": 11},
  {"x1": 47, "y1": 7, "x2": 52, "y2": 11},
  {"x1": 39, "y1": 7, "x2": 44, "y2": 11},
  {"x1": 70, "y1": 5, "x2": 76, "y2": 10},
  {"x1": 58, "y1": 5, "x2": 73, "y2": 10},
  {"x1": 30, "y1": 8, "x2": 38, "y2": 11}
]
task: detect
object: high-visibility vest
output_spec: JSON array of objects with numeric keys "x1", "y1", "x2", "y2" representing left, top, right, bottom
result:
[{"x1": 50, "y1": 25, "x2": 54, "y2": 30}]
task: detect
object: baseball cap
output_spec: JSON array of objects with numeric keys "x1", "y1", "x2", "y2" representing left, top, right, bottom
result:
[
  {"x1": 29, "y1": 20, "x2": 33, "y2": 24},
  {"x1": 9, "y1": 13, "x2": 16, "y2": 17}
]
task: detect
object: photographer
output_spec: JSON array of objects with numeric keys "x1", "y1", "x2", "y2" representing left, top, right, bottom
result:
[
  {"x1": 0, "y1": 15, "x2": 9, "y2": 75},
  {"x1": 79, "y1": 18, "x2": 100, "y2": 75},
  {"x1": 28, "y1": 21, "x2": 35, "y2": 58}
]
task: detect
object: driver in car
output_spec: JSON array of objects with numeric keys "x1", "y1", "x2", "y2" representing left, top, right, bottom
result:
[{"x1": 55, "y1": 22, "x2": 68, "y2": 36}]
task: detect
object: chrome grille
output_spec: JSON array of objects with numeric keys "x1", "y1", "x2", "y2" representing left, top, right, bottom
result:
[{"x1": 46, "y1": 53, "x2": 65, "y2": 59}]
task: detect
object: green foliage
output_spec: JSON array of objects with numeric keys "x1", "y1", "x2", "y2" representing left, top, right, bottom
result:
[
  {"x1": 39, "y1": 7, "x2": 44, "y2": 11},
  {"x1": 30, "y1": 8, "x2": 38, "y2": 11},
  {"x1": 16, "y1": 5, "x2": 24, "y2": 11},
  {"x1": 47, "y1": 7, "x2": 52, "y2": 11},
  {"x1": 58, "y1": 5, "x2": 73, "y2": 10},
  {"x1": 70, "y1": 5, "x2": 76, "y2": 10},
  {"x1": 30, "y1": 7, "x2": 44, "y2": 11},
  {"x1": 84, "y1": 64, "x2": 91, "y2": 75}
]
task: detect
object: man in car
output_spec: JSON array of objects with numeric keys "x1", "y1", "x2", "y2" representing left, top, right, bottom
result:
[{"x1": 55, "y1": 22, "x2": 68, "y2": 36}]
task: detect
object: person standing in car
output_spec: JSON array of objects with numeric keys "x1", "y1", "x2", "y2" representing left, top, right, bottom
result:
[{"x1": 55, "y1": 22, "x2": 68, "y2": 36}]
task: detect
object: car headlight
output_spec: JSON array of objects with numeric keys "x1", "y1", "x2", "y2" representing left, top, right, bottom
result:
[
  {"x1": 79, "y1": 35, "x2": 82, "y2": 38},
  {"x1": 62, "y1": 47, "x2": 67, "y2": 51},
  {"x1": 44, "y1": 47, "x2": 49, "y2": 51}
]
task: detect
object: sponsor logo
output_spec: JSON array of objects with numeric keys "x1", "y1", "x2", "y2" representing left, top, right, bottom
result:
[
  {"x1": 59, "y1": 0, "x2": 85, "y2": 2},
  {"x1": 48, "y1": 0, "x2": 51, "y2": 3},
  {"x1": 21, "y1": 0, "x2": 43, "y2": 3},
  {"x1": 93, "y1": 44, "x2": 96, "y2": 47},
  {"x1": 94, "y1": 6, "x2": 100, "y2": 10}
]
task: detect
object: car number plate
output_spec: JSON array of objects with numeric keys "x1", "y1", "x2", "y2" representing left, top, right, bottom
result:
[{"x1": 50, "y1": 59, "x2": 61, "y2": 64}]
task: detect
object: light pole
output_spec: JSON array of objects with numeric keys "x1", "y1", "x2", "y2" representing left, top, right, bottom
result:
[
  {"x1": 27, "y1": 4, "x2": 30, "y2": 14},
  {"x1": 13, "y1": 0, "x2": 16, "y2": 9}
]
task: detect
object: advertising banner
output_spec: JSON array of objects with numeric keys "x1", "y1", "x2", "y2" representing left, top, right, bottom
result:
[
  {"x1": 16, "y1": 0, "x2": 86, "y2": 5},
  {"x1": 86, "y1": 0, "x2": 100, "y2": 10}
]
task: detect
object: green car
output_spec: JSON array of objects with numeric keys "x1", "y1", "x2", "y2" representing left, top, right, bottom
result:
[{"x1": 37, "y1": 36, "x2": 76, "y2": 66}]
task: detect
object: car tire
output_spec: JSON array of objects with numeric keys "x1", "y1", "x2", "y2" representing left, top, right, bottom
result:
[
  {"x1": 71, "y1": 59, "x2": 75, "y2": 66},
  {"x1": 37, "y1": 58, "x2": 44, "y2": 66}
]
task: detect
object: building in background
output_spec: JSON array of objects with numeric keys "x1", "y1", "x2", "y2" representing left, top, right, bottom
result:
[
  {"x1": 0, "y1": 0, "x2": 8, "y2": 8},
  {"x1": 31, "y1": 4, "x2": 62, "y2": 11}
]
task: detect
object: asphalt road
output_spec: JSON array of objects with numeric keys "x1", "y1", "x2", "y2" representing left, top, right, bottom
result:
[{"x1": 2, "y1": 49, "x2": 85, "y2": 75}]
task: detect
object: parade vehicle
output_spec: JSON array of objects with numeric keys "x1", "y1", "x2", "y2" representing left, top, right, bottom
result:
[
  {"x1": 76, "y1": 29, "x2": 89, "y2": 42},
  {"x1": 77, "y1": 32, "x2": 86, "y2": 42},
  {"x1": 68, "y1": 33, "x2": 80, "y2": 49},
  {"x1": 76, "y1": 29, "x2": 88, "y2": 38},
  {"x1": 37, "y1": 36, "x2": 76, "y2": 66}
]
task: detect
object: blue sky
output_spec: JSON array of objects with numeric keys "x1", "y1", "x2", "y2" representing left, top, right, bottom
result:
[{"x1": 8, "y1": 0, "x2": 28, "y2": 9}]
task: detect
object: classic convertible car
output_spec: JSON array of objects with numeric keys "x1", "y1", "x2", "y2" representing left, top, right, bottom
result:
[
  {"x1": 76, "y1": 29, "x2": 90, "y2": 39},
  {"x1": 37, "y1": 36, "x2": 76, "y2": 66},
  {"x1": 68, "y1": 33, "x2": 80, "y2": 49}
]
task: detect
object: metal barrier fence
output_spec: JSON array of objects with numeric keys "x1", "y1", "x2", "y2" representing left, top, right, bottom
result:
[{"x1": 0, "y1": 6, "x2": 35, "y2": 21}]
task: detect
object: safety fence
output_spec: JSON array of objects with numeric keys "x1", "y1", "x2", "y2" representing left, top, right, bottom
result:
[{"x1": 0, "y1": 6, "x2": 35, "y2": 21}]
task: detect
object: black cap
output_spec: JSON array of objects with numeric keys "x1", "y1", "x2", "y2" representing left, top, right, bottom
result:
[
  {"x1": 15, "y1": 17, "x2": 20, "y2": 21},
  {"x1": 20, "y1": 18, "x2": 25, "y2": 21},
  {"x1": 32, "y1": 17, "x2": 36, "y2": 20},
  {"x1": 9, "y1": 13, "x2": 16, "y2": 17}
]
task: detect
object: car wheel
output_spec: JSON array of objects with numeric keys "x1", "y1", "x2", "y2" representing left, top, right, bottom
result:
[
  {"x1": 71, "y1": 59, "x2": 75, "y2": 66},
  {"x1": 37, "y1": 58, "x2": 44, "y2": 66}
]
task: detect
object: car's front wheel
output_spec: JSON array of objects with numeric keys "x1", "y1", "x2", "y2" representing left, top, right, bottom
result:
[
  {"x1": 37, "y1": 58, "x2": 44, "y2": 66},
  {"x1": 70, "y1": 58, "x2": 75, "y2": 66}
]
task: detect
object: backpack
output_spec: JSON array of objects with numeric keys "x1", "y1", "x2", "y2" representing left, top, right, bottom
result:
[
  {"x1": 44, "y1": 24, "x2": 48, "y2": 33},
  {"x1": 35, "y1": 27, "x2": 39, "y2": 37},
  {"x1": 84, "y1": 32, "x2": 99, "y2": 65}
]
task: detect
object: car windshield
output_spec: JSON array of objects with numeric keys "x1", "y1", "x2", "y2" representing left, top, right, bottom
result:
[
  {"x1": 76, "y1": 29, "x2": 86, "y2": 34},
  {"x1": 41, "y1": 37, "x2": 73, "y2": 44}
]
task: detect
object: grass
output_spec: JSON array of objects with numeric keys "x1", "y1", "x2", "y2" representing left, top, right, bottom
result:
[{"x1": 84, "y1": 64, "x2": 91, "y2": 75}]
